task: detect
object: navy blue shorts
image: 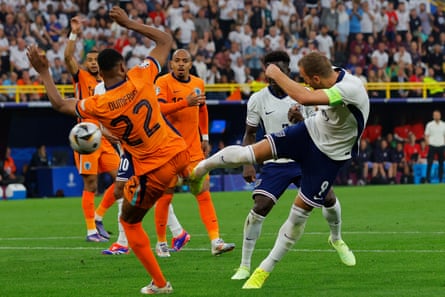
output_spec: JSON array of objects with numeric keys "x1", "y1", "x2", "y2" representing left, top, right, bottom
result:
[
  {"x1": 266, "y1": 122, "x2": 347, "y2": 208},
  {"x1": 253, "y1": 162, "x2": 301, "y2": 203},
  {"x1": 116, "y1": 150, "x2": 134, "y2": 182}
]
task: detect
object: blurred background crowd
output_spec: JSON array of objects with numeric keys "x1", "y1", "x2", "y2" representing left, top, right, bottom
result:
[{"x1": 0, "y1": 0, "x2": 444, "y2": 102}]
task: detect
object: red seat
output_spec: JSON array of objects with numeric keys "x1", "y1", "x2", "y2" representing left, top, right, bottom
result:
[
  {"x1": 410, "y1": 123, "x2": 425, "y2": 141},
  {"x1": 394, "y1": 125, "x2": 411, "y2": 142},
  {"x1": 363, "y1": 125, "x2": 382, "y2": 144}
]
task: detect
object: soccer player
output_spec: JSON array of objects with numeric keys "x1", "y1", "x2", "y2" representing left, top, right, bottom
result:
[
  {"x1": 231, "y1": 50, "x2": 355, "y2": 281},
  {"x1": 28, "y1": 6, "x2": 186, "y2": 294},
  {"x1": 64, "y1": 16, "x2": 120, "y2": 242},
  {"x1": 190, "y1": 52, "x2": 369, "y2": 289},
  {"x1": 154, "y1": 49, "x2": 235, "y2": 257}
]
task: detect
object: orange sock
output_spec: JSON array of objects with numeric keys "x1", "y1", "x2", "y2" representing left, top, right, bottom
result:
[
  {"x1": 154, "y1": 193, "x2": 173, "y2": 242},
  {"x1": 121, "y1": 219, "x2": 166, "y2": 288},
  {"x1": 196, "y1": 191, "x2": 219, "y2": 240},
  {"x1": 96, "y1": 183, "x2": 116, "y2": 218},
  {"x1": 82, "y1": 191, "x2": 96, "y2": 232}
]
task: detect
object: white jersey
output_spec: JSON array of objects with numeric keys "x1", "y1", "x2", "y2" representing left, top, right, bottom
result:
[
  {"x1": 94, "y1": 82, "x2": 105, "y2": 95},
  {"x1": 247, "y1": 86, "x2": 315, "y2": 163},
  {"x1": 305, "y1": 68, "x2": 369, "y2": 161}
]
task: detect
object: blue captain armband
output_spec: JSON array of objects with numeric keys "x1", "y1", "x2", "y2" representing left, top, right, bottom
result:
[{"x1": 324, "y1": 86, "x2": 343, "y2": 106}]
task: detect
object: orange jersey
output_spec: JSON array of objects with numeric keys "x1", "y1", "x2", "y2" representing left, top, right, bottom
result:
[
  {"x1": 155, "y1": 73, "x2": 208, "y2": 161},
  {"x1": 76, "y1": 58, "x2": 187, "y2": 176},
  {"x1": 73, "y1": 69, "x2": 101, "y2": 99}
]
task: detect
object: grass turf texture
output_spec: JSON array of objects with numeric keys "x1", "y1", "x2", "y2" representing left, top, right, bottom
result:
[{"x1": 1, "y1": 184, "x2": 444, "y2": 297}]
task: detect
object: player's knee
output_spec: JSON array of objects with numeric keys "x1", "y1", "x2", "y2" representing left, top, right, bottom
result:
[
  {"x1": 323, "y1": 188, "x2": 336, "y2": 207},
  {"x1": 252, "y1": 195, "x2": 274, "y2": 217}
]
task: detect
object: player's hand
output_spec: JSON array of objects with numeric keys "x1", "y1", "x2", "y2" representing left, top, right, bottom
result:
[
  {"x1": 70, "y1": 16, "x2": 83, "y2": 34},
  {"x1": 288, "y1": 105, "x2": 304, "y2": 124},
  {"x1": 186, "y1": 92, "x2": 206, "y2": 107},
  {"x1": 26, "y1": 44, "x2": 49, "y2": 73},
  {"x1": 101, "y1": 126, "x2": 120, "y2": 144},
  {"x1": 201, "y1": 140, "x2": 210, "y2": 157},
  {"x1": 265, "y1": 63, "x2": 281, "y2": 80},
  {"x1": 243, "y1": 164, "x2": 256, "y2": 183},
  {"x1": 109, "y1": 6, "x2": 130, "y2": 27}
]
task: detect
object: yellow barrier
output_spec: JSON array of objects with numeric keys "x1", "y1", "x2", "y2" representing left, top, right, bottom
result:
[{"x1": 1, "y1": 82, "x2": 444, "y2": 103}]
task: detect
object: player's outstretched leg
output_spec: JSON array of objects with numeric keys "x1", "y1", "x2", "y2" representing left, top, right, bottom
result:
[{"x1": 190, "y1": 145, "x2": 256, "y2": 194}]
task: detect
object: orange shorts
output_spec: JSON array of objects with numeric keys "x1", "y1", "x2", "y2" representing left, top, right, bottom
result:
[
  {"x1": 124, "y1": 150, "x2": 190, "y2": 209},
  {"x1": 74, "y1": 138, "x2": 120, "y2": 175}
]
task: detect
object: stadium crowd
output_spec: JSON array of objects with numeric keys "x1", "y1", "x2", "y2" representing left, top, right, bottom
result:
[{"x1": 0, "y1": 0, "x2": 444, "y2": 102}]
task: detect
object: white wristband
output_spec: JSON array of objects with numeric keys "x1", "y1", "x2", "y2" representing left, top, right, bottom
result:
[
  {"x1": 69, "y1": 32, "x2": 77, "y2": 41},
  {"x1": 202, "y1": 134, "x2": 209, "y2": 141}
]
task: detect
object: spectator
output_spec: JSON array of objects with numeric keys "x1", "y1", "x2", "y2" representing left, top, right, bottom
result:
[
  {"x1": 173, "y1": 7, "x2": 196, "y2": 49},
  {"x1": 391, "y1": 141, "x2": 410, "y2": 183},
  {"x1": 371, "y1": 139, "x2": 394, "y2": 184},
  {"x1": 193, "y1": 7, "x2": 211, "y2": 39},
  {"x1": 315, "y1": 24, "x2": 334, "y2": 61},
  {"x1": 360, "y1": 1, "x2": 374, "y2": 40},
  {"x1": 371, "y1": 42, "x2": 389, "y2": 69},
  {"x1": 408, "y1": 7, "x2": 422, "y2": 41},
  {"x1": 148, "y1": 2, "x2": 166, "y2": 26},
  {"x1": 347, "y1": 0, "x2": 363, "y2": 44},
  {"x1": 336, "y1": 1, "x2": 349, "y2": 54},
  {"x1": 385, "y1": 2, "x2": 398, "y2": 42},
  {"x1": 404, "y1": 132, "x2": 421, "y2": 172},
  {"x1": 0, "y1": 25, "x2": 10, "y2": 75},
  {"x1": 423, "y1": 67, "x2": 444, "y2": 98},
  {"x1": 30, "y1": 14, "x2": 53, "y2": 51},
  {"x1": 10, "y1": 37, "x2": 31, "y2": 75},
  {"x1": 426, "y1": 44, "x2": 444, "y2": 81},
  {"x1": 24, "y1": 144, "x2": 50, "y2": 197},
  {"x1": 320, "y1": 0, "x2": 338, "y2": 38},
  {"x1": 418, "y1": 139, "x2": 429, "y2": 164},
  {"x1": 3, "y1": 13, "x2": 20, "y2": 41},
  {"x1": 351, "y1": 138, "x2": 373, "y2": 185},
  {"x1": 390, "y1": 66, "x2": 409, "y2": 98},
  {"x1": 302, "y1": 7, "x2": 320, "y2": 39},
  {"x1": 0, "y1": 147, "x2": 24, "y2": 186},
  {"x1": 46, "y1": 13, "x2": 63, "y2": 43},
  {"x1": 2, "y1": 71, "x2": 19, "y2": 101},
  {"x1": 373, "y1": 5, "x2": 387, "y2": 42},
  {"x1": 244, "y1": 37, "x2": 265, "y2": 79},
  {"x1": 418, "y1": 3, "x2": 432, "y2": 38},
  {"x1": 395, "y1": 1, "x2": 409, "y2": 41}
]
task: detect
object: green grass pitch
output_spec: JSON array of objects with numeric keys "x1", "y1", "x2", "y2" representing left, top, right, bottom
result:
[{"x1": 1, "y1": 184, "x2": 444, "y2": 297}]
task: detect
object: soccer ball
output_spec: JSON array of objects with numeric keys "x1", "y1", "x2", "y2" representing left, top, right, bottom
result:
[{"x1": 69, "y1": 122, "x2": 102, "y2": 154}]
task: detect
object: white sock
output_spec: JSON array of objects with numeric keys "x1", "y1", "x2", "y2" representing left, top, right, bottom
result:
[
  {"x1": 322, "y1": 199, "x2": 342, "y2": 242},
  {"x1": 116, "y1": 198, "x2": 128, "y2": 247},
  {"x1": 195, "y1": 145, "x2": 256, "y2": 177},
  {"x1": 167, "y1": 203, "x2": 183, "y2": 238},
  {"x1": 260, "y1": 205, "x2": 310, "y2": 272},
  {"x1": 241, "y1": 210, "x2": 265, "y2": 270},
  {"x1": 94, "y1": 214, "x2": 103, "y2": 221}
]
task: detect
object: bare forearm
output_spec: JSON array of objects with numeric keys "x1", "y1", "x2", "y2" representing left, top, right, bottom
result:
[{"x1": 40, "y1": 70, "x2": 77, "y2": 116}]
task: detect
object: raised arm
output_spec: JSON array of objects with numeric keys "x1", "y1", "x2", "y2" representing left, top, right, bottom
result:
[
  {"x1": 64, "y1": 16, "x2": 82, "y2": 75},
  {"x1": 109, "y1": 6, "x2": 172, "y2": 66},
  {"x1": 28, "y1": 44, "x2": 78, "y2": 116},
  {"x1": 265, "y1": 64, "x2": 329, "y2": 106}
]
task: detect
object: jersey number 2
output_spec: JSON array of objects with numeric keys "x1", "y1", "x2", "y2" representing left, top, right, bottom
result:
[{"x1": 110, "y1": 100, "x2": 160, "y2": 146}]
